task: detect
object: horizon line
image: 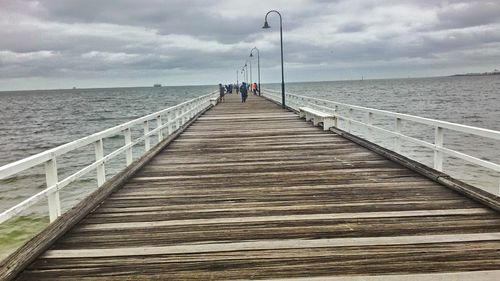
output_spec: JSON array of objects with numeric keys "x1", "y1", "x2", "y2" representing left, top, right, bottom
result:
[{"x1": 0, "y1": 73, "x2": 470, "y2": 93}]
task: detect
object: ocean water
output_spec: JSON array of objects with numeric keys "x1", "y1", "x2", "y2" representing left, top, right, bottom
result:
[{"x1": 1, "y1": 76, "x2": 500, "y2": 259}]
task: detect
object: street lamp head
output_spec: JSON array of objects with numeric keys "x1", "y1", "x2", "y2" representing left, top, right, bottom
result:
[
  {"x1": 249, "y1": 52, "x2": 253, "y2": 57},
  {"x1": 262, "y1": 21, "x2": 271, "y2": 29}
]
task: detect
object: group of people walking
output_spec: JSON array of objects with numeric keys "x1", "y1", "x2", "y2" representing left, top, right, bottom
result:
[{"x1": 218, "y1": 82, "x2": 259, "y2": 103}]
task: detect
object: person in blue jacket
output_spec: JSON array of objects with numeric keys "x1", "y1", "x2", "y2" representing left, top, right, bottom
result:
[
  {"x1": 240, "y1": 82, "x2": 248, "y2": 103},
  {"x1": 219, "y1": 83, "x2": 225, "y2": 102}
]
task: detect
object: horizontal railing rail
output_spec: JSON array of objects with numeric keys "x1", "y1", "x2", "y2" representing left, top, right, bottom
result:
[
  {"x1": 262, "y1": 88, "x2": 500, "y2": 196},
  {"x1": 0, "y1": 91, "x2": 219, "y2": 224}
]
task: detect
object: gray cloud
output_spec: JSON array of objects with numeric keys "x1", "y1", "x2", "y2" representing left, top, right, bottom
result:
[
  {"x1": 337, "y1": 22, "x2": 366, "y2": 33},
  {"x1": 0, "y1": 0, "x2": 499, "y2": 90},
  {"x1": 436, "y1": 1, "x2": 500, "y2": 29}
]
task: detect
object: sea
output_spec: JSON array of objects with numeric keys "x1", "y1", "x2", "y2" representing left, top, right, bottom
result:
[{"x1": 1, "y1": 75, "x2": 499, "y2": 258}]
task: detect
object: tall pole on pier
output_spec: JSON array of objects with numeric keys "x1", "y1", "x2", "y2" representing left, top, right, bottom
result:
[
  {"x1": 242, "y1": 66, "x2": 246, "y2": 85},
  {"x1": 236, "y1": 69, "x2": 239, "y2": 87},
  {"x1": 245, "y1": 60, "x2": 252, "y2": 86},
  {"x1": 250, "y1": 47, "x2": 260, "y2": 95},
  {"x1": 249, "y1": 60, "x2": 252, "y2": 86},
  {"x1": 263, "y1": 10, "x2": 285, "y2": 108},
  {"x1": 244, "y1": 63, "x2": 249, "y2": 85}
]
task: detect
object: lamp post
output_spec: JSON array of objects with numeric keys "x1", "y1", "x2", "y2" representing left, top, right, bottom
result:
[
  {"x1": 248, "y1": 60, "x2": 252, "y2": 87},
  {"x1": 244, "y1": 63, "x2": 248, "y2": 85},
  {"x1": 263, "y1": 10, "x2": 285, "y2": 108},
  {"x1": 250, "y1": 47, "x2": 260, "y2": 95},
  {"x1": 236, "y1": 69, "x2": 239, "y2": 88},
  {"x1": 242, "y1": 66, "x2": 246, "y2": 85},
  {"x1": 245, "y1": 60, "x2": 252, "y2": 86}
]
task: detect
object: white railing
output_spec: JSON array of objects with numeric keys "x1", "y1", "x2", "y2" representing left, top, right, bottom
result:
[
  {"x1": 263, "y1": 89, "x2": 500, "y2": 196},
  {"x1": 0, "y1": 91, "x2": 219, "y2": 224}
]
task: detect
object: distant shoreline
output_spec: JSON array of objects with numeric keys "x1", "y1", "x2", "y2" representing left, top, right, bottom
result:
[{"x1": 451, "y1": 72, "x2": 500, "y2": 77}]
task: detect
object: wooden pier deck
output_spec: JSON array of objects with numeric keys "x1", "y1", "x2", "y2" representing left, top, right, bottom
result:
[{"x1": 15, "y1": 93, "x2": 500, "y2": 280}]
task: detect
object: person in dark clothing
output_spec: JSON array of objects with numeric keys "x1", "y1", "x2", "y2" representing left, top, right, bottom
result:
[
  {"x1": 240, "y1": 82, "x2": 248, "y2": 103},
  {"x1": 219, "y1": 83, "x2": 225, "y2": 102}
]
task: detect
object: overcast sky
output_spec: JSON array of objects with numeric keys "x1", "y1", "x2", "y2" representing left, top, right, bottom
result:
[{"x1": 1, "y1": 0, "x2": 499, "y2": 90}]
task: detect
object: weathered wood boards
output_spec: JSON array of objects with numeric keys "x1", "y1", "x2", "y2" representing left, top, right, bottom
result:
[{"x1": 15, "y1": 94, "x2": 500, "y2": 280}]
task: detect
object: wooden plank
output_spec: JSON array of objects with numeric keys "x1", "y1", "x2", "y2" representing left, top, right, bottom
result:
[
  {"x1": 20, "y1": 241, "x2": 500, "y2": 280},
  {"x1": 77, "y1": 209, "x2": 491, "y2": 230},
  {"x1": 92, "y1": 199, "x2": 476, "y2": 214},
  {"x1": 42, "y1": 232, "x2": 500, "y2": 258},
  {"x1": 235, "y1": 270, "x2": 500, "y2": 281}
]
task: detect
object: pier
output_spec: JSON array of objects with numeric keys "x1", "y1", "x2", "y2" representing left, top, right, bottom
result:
[{"x1": 1, "y1": 92, "x2": 500, "y2": 280}]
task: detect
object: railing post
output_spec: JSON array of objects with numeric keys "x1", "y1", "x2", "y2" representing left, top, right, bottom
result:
[
  {"x1": 169, "y1": 111, "x2": 174, "y2": 134},
  {"x1": 175, "y1": 107, "x2": 181, "y2": 129},
  {"x1": 157, "y1": 115, "x2": 163, "y2": 142},
  {"x1": 176, "y1": 108, "x2": 181, "y2": 128},
  {"x1": 144, "y1": 120, "x2": 150, "y2": 151},
  {"x1": 394, "y1": 118, "x2": 402, "y2": 153},
  {"x1": 179, "y1": 106, "x2": 184, "y2": 124},
  {"x1": 347, "y1": 108, "x2": 353, "y2": 133},
  {"x1": 367, "y1": 112, "x2": 373, "y2": 140},
  {"x1": 94, "y1": 139, "x2": 106, "y2": 187},
  {"x1": 124, "y1": 128, "x2": 133, "y2": 165},
  {"x1": 178, "y1": 106, "x2": 183, "y2": 126},
  {"x1": 434, "y1": 126, "x2": 444, "y2": 171},
  {"x1": 166, "y1": 111, "x2": 171, "y2": 136},
  {"x1": 45, "y1": 158, "x2": 61, "y2": 222},
  {"x1": 333, "y1": 105, "x2": 339, "y2": 128}
]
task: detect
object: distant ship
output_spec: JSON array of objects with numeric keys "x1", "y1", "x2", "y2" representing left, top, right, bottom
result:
[{"x1": 154, "y1": 84, "x2": 162, "y2": 87}]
